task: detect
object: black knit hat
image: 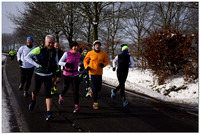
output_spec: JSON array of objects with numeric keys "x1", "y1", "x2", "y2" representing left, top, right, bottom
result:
[{"x1": 70, "y1": 41, "x2": 79, "y2": 49}]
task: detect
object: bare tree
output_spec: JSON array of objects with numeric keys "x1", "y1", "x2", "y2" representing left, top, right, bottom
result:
[
  {"x1": 2, "y1": 33, "x2": 19, "y2": 52},
  {"x1": 10, "y1": 2, "x2": 85, "y2": 47},
  {"x1": 153, "y1": 2, "x2": 198, "y2": 33},
  {"x1": 100, "y1": 2, "x2": 127, "y2": 59},
  {"x1": 123, "y1": 2, "x2": 154, "y2": 62},
  {"x1": 10, "y1": 2, "x2": 55, "y2": 45},
  {"x1": 77, "y1": 2, "x2": 111, "y2": 42},
  {"x1": 9, "y1": 2, "x2": 197, "y2": 56}
]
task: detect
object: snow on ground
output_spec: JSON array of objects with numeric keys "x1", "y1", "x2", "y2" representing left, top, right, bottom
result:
[
  {"x1": 2, "y1": 55, "x2": 12, "y2": 132},
  {"x1": 2, "y1": 98, "x2": 12, "y2": 132},
  {"x1": 102, "y1": 65, "x2": 198, "y2": 106},
  {"x1": 2, "y1": 55, "x2": 6, "y2": 62}
]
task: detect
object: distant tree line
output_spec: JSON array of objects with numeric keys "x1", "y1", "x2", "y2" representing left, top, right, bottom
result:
[{"x1": 2, "y1": 2, "x2": 198, "y2": 83}]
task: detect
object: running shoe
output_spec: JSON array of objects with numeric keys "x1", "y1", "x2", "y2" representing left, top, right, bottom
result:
[
  {"x1": 73, "y1": 105, "x2": 80, "y2": 113},
  {"x1": 85, "y1": 91, "x2": 90, "y2": 97},
  {"x1": 58, "y1": 94, "x2": 64, "y2": 105},
  {"x1": 29, "y1": 100, "x2": 36, "y2": 111},
  {"x1": 123, "y1": 100, "x2": 129, "y2": 107},
  {"x1": 111, "y1": 89, "x2": 116, "y2": 99},
  {"x1": 93, "y1": 102, "x2": 99, "y2": 110},
  {"x1": 46, "y1": 111, "x2": 54, "y2": 121},
  {"x1": 88, "y1": 87, "x2": 93, "y2": 98}
]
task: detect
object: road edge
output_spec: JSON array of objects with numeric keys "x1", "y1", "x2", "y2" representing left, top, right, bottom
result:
[
  {"x1": 102, "y1": 82, "x2": 198, "y2": 116},
  {"x1": 2, "y1": 57, "x2": 30, "y2": 132}
]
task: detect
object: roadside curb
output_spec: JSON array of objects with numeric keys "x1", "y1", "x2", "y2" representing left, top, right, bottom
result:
[{"x1": 2, "y1": 57, "x2": 29, "y2": 132}]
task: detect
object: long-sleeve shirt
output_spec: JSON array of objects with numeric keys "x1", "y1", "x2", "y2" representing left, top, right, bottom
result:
[
  {"x1": 83, "y1": 50, "x2": 108, "y2": 75},
  {"x1": 59, "y1": 51, "x2": 80, "y2": 76},
  {"x1": 59, "y1": 52, "x2": 68, "y2": 67},
  {"x1": 113, "y1": 54, "x2": 135, "y2": 68},
  {"x1": 17, "y1": 45, "x2": 35, "y2": 68},
  {"x1": 25, "y1": 46, "x2": 58, "y2": 76}
]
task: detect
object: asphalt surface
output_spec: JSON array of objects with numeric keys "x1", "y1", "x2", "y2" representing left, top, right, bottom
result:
[{"x1": 2, "y1": 56, "x2": 198, "y2": 132}]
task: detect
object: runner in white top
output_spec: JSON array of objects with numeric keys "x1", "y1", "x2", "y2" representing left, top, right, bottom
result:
[{"x1": 17, "y1": 36, "x2": 35, "y2": 97}]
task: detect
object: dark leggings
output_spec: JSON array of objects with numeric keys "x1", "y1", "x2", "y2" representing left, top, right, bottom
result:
[
  {"x1": 33, "y1": 74, "x2": 53, "y2": 98},
  {"x1": 20, "y1": 67, "x2": 34, "y2": 91},
  {"x1": 11, "y1": 56, "x2": 15, "y2": 61},
  {"x1": 114, "y1": 70, "x2": 128, "y2": 100},
  {"x1": 61, "y1": 75, "x2": 79, "y2": 105},
  {"x1": 91, "y1": 75, "x2": 102, "y2": 102},
  {"x1": 79, "y1": 73, "x2": 89, "y2": 89}
]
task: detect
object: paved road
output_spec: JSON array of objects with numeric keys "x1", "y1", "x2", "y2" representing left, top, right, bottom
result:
[{"x1": 2, "y1": 56, "x2": 198, "y2": 132}]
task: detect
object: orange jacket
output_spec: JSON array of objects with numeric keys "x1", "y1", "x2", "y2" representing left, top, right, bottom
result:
[{"x1": 83, "y1": 50, "x2": 108, "y2": 75}]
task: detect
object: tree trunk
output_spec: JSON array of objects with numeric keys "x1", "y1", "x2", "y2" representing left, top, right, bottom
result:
[{"x1": 93, "y1": 2, "x2": 98, "y2": 41}]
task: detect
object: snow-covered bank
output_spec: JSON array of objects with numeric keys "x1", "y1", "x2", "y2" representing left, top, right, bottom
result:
[
  {"x1": 2, "y1": 97, "x2": 12, "y2": 132},
  {"x1": 2, "y1": 55, "x2": 12, "y2": 132},
  {"x1": 2, "y1": 55, "x2": 6, "y2": 62},
  {"x1": 102, "y1": 65, "x2": 198, "y2": 106}
]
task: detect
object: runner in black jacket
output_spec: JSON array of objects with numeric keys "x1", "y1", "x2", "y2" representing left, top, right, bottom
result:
[
  {"x1": 112, "y1": 44, "x2": 135, "y2": 107},
  {"x1": 25, "y1": 35, "x2": 59, "y2": 120}
]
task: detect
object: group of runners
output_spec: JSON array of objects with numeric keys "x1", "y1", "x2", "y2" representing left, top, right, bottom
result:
[{"x1": 16, "y1": 35, "x2": 135, "y2": 120}]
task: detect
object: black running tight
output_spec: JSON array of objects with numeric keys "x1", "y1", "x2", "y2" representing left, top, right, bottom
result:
[
  {"x1": 91, "y1": 75, "x2": 102, "y2": 102},
  {"x1": 20, "y1": 67, "x2": 34, "y2": 91},
  {"x1": 114, "y1": 70, "x2": 128, "y2": 100},
  {"x1": 61, "y1": 75, "x2": 79, "y2": 105}
]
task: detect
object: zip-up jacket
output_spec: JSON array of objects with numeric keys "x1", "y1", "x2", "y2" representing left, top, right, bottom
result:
[
  {"x1": 25, "y1": 46, "x2": 59, "y2": 76},
  {"x1": 59, "y1": 51, "x2": 80, "y2": 76},
  {"x1": 17, "y1": 45, "x2": 35, "y2": 68},
  {"x1": 83, "y1": 50, "x2": 108, "y2": 75}
]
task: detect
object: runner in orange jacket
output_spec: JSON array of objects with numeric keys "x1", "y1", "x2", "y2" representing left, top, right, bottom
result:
[{"x1": 83, "y1": 40, "x2": 108, "y2": 109}]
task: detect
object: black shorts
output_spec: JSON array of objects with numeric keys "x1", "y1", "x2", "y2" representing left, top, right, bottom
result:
[{"x1": 33, "y1": 74, "x2": 53, "y2": 98}]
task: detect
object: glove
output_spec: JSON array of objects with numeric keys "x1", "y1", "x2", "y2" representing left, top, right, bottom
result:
[
  {"x1": 65, "y1": 63, "x2": 74, "y2": 69},
  {"x1": 55, "y1": 70, "x2": 61, "y2": 77},
  {"x1": 19, "y1": 60, "x2": 22, "y2": 66},
  {"x1": 113, "y1": 67, "x2": 116, "y2": 71},
  {"x1": 100, "y1": 63, "x2": 104, "y2": 68},
  {"x1": 86, "y1": 67, "x2": 90, "y2": 71}
]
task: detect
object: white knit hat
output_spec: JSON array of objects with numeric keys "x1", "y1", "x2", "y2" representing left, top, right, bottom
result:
[{"x1": 93, "y1": 40, "x2": 101, "y2": 46}]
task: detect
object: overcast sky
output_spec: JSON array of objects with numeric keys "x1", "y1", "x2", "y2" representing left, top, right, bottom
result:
[{"x1": 2, "y1": 2, "x2": 25, "y2": 34}]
